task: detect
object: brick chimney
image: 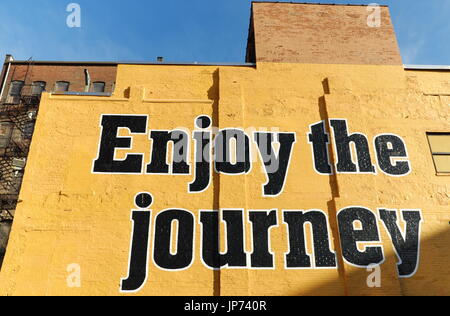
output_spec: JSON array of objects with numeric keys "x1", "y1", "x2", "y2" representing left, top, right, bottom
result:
[
  {"x1": 246, "y1": 2, "x2": 402, "y2": 65},
  {"x1": 4, "y1": 55, "x2": 14, "y2": 63}
]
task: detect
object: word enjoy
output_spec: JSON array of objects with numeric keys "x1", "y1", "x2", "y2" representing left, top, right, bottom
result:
[{"x1": 93, "y1": 115, "x2": 411, "y2": 197}]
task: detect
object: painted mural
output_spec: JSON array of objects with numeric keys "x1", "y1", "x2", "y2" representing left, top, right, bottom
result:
[{"x1": 0, "y1": 64, "x2": 448, "y2": 296}]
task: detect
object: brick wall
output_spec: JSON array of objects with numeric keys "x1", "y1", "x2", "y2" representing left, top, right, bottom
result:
[
  {"x1": 2, "y1": 63, "x2": 117, "y2": 101},
  {"x1": 248, "y1": 2, "x2": 403, "y2": 65}
]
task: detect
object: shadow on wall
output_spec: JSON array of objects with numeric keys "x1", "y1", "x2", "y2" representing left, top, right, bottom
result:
[
  {"x1": 305, "y1": 78, "x2": 450, "y2": 296},
  {"x1": 299, "y1": 226, "x2": 450, "y2": 296},
  {"x1": 0, "y1": 221, "x2": 12, "y2": 267}
]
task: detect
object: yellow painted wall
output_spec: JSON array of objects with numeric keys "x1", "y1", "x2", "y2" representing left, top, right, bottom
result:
[{"x1": 0, "y1": 63, "x2": 449, "y2": 296}]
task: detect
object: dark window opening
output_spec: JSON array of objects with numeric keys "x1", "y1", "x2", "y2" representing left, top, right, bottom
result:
[
  {"x1": 23, "y1": 122, "x2": 35, "y2": 139},
  {"x1": 7, "y1": 81, "x2": 24, "y2": 104},
  {"x1": 9, "y1": 81, "x2": 24, "y2": 97},
  {"x1": 55, "y1": 81, "x2": 70, "y2": 92},
  {"x1": 91, "y1": 82, "x2": 106, "y2": 93},
  {"x1": 31, "y1": 81, "x2": 46, "y2": 96},
  {"x1": 0, "y1": 122, "x2": 13, "y2": 148}
]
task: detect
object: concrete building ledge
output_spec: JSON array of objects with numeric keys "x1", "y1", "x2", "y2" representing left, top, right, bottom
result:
[{"x1": 405, "y1": 65, "x2": 450, "y2": 71}]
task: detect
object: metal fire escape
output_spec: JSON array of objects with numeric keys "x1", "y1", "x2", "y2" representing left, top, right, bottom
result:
[{"x1": 0, "y1": 59, "x2": 38, "y2": 221}]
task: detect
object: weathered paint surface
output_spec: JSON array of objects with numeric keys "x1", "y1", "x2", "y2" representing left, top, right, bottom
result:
[{"x1": 0, "y1": 63, "x2": 449, "y2": 296}]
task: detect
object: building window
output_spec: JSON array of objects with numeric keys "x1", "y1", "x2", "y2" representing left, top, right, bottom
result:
[
  {"x1": 23, "y1": 122, "x2": 35, "y2": 139},
  {"x1": 427, "y1": 133, "x2": 450, "y2": 174},
  {"x1": 7, "y1": 81, "x2": 24, "y2": 103},
  {"x1": 31, "y1": 81, "x2": 46, "y2": 95},
  {"x1": 54, "y1": 81, "x2": 70, "y2": 92},
  {"x1": 91, "y1": 81, "x2": 105, "y2": 93},
  {"x1": 9, "y1": 81, "x2": 24, "y2": 97},
  {"x1": 0, "y1": 122, "x2": 13, "y2": 148}
]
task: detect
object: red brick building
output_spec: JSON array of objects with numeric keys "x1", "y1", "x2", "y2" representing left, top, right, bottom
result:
[{"x1": 0, "y1": 56, "x2": 117, "y2": 263}]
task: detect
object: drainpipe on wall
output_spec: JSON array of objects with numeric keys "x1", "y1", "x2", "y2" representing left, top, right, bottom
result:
[
  {"x1": 0, "y1": 55, "x2": 14, "y2": 102},
  {"x1": 84, "y1": 69, "x2": 91, "y2": 92}
]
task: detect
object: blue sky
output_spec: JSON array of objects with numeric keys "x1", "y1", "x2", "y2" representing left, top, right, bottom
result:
[{"x1": 0, "y1": 1, "x2": 448, "y2": 65}]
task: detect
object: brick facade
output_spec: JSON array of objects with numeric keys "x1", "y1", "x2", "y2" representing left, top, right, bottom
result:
[
  {"x1": 0, "y1": 58, "x2": 117, "y2": 265},
  {"x1": 1, "y1": 62, "x2": 117, "y2": 101},
  {"x1": 247, "y1": 2, "x2": 403, "y2": 65}
]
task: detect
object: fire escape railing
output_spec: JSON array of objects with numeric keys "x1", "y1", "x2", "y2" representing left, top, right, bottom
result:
[{"x1": 0, "y1": 94, "x2": 40, "y2": 221}]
